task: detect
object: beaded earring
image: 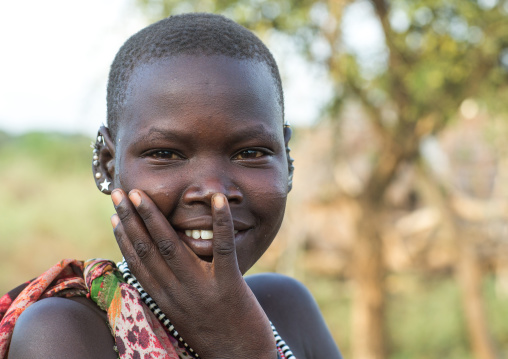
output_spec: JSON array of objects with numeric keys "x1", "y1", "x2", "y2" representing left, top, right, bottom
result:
[
  {"x1": 284, "y1": 121, "x2": 295, "y2": 191},
  {"x1": 92, "y1": 134, "x2": 111, "y2": 192},
  {"x1": 286, "y1": 145, "x2": 295, "y2": 189}
]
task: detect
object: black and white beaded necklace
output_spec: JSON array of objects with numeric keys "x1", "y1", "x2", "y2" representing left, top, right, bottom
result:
[{"x1": 117, "y1": 259, "x2": 295, "y2": 359}]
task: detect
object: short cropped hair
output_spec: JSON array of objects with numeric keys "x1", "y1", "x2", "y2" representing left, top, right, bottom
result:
[{"x1": 107, "y1": 13, "x2": 284, "y2": 138}]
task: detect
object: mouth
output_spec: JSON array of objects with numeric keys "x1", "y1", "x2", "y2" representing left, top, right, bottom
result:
[
  {"x1": 183, "y1": 229, "x2": 239, "y2": 240},
  {"x1": 177, "y1": 228, "x2": 244, "y2": 259}
]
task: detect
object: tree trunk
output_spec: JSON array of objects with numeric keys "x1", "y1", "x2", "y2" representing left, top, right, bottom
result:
[
  {"x1": 416, "y1": 166, "x2": 498, "y2": 359},
  {"x1": 457, "y1": 238, "x2": 498, "y2": 359},
  {"x1": 351, "y1": 200, "x2": 387, "y2": 359}
]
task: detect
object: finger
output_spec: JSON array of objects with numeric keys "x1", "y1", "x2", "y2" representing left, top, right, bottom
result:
[
  {"x1": 211, "y1": 193, "x2": 240, "y2": 275},
  {"x1": 110, "y1": 213, "x2": 154, "y2": 286},
  {"x1": 128, "y1": 190, "x2": 198, "y2": 280},
  {"x1": 111, "y1": 189, "x2": 175, "y2": 285}
]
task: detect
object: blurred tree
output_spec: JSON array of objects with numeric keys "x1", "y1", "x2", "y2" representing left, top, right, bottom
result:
[{"x1": 132, "y1": 0, "x2": 508, "y2": 358}]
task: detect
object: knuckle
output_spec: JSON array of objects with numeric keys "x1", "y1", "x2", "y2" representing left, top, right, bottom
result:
[
  {"x1": 215, "y1": 216, "x2": 231, "y2": 228},
  {"x1": 213, "y1": 226, "x2": 233, "y2": 241},
  {"x1": 116, "y1": 206, "x2": 132, "y2": 222},
  {"x1": 214, "y1": 242, "x2": 235, "y2": 257},
  {"x1": 134, "y1": 241, "x2": 151, "y2": 259},
  {"x1": 124, "y1": 255, "x2": 142, "y2": 272},
  {"x1": 112, "y1": 226, "x2": 124, "y2": 241},
  {"x1": 138, "y1": 206, "x2": 154, "y2": 222},
  {"x1": 113, "y1": 228, "x2": 130, "y2": 248},
  {"x1": 157, "y1": 239, "x2": 177, "y2": 259}
]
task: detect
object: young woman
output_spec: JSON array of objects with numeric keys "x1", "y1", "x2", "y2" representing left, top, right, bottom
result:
[{"x1": 1, "y1": 13, "x2": 343, "y2": 359}]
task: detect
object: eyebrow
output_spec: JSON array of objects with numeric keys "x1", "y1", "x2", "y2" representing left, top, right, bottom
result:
[
  {"x1": 138, "y1": 124, "x2": 282, "y2": 144},
  {"x1": 136, "y1": 127, "x2": 185, "y2": 143},
  {"x1": 228, "y1": 124, "x2": 281, "y2": 144}
]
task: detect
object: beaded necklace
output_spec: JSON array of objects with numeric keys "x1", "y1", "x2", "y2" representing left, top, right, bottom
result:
[{"x1": 117, "y1": 259, "x2": 295, "y2": 359}]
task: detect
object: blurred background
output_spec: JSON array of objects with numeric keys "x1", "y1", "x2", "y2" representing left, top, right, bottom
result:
[{"x1": 2, "y1": 0, "x2": 508, "y2": 358}]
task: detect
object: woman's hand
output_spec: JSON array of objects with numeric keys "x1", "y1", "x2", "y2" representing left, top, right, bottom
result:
[{"x1": 110, "y1": 189, "x2": 277, "y2": 359}]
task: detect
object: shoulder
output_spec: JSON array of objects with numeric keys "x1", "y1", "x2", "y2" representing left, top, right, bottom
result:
[
  {"x1": 246, "y1": 272, "x2": 310, "y2": 295},
  {"x1": 8, "y1": 297, "x2": 117, "y2": 359},
  {"x1": 246, "y1": 273, "x2": 328, "y2": 326},
  {"x1": 246, "y1": 273, "x2": 343, "y2": 359},
  {"x1": 246, "y1": 273, "x2": 314, "y2": 314}
]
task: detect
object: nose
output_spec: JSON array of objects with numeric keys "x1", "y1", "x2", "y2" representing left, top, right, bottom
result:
[{"x1": 182, "y1": 174, "x2": 243, "y2": 206}]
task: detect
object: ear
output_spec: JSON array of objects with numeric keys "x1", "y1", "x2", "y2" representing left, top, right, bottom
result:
[
  {"x1": 283, "y1": 125, "x2": 294, "y2": 192},
  {"x1": 91, "y1": 126, "x2": 116, "y2": 195}
]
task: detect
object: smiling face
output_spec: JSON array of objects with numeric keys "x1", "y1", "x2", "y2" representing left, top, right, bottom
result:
[{"x1": 109, "y1": 55, "x2": 289, "y2": 274}]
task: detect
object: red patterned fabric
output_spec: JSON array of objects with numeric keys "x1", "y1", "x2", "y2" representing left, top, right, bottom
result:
[
  {"x1": 0, "y1": 259, "x2": 87, "y2": 358},
  {"x1": 0, "y1": 259, "x2": 190, "y2": 358}
]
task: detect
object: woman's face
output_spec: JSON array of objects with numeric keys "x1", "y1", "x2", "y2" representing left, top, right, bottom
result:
[{"x1": 110, "y1": 55, "x2": 289, "y2": 274}]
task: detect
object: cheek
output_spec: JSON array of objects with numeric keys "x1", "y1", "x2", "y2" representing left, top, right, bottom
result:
[
  {"x1": 115, "y1": 159, "x2": 183, "y2": 214},
  {"x1": 239, "y1": 158, "x2": 289, "y2": 226},
  {"x1": 237, "y1": 195, "x2": 286, "y2": 275},
  {"x1": 237, "y1": 167, "x2": 288, "y2": 271},
  {"x1": 245, "y1": 165, "x2": 288, "y2": 212},
  {"x1": 250, "y1": 185, "x2": 287, "y2": 229}
]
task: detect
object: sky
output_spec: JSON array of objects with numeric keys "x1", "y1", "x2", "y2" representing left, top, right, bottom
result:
[
  {"x1": 0, "y1": 0, "x2": 381, "y2": 137},
  {"x1": 0, "y1": 0, "x2": 147, "y2": 136}
]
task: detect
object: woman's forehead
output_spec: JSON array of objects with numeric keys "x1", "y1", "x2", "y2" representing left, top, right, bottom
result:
[
  {"x1": 117, "y1": 55, "x2": 284, "y2": 142},
  {"x1": 126, "y1": 55, "x2": 280, "y2": 105}
]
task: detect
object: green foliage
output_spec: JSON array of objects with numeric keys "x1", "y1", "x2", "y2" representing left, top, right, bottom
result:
[
  {"x1": 135, "y1": 0, "x2": 319, "y2": 34},
  {"x1": 388, "y1": 274, "x2": 471, "y2": 359},
  {"x1": 0, "y1": 132, "x2": 93, "y2": 176},
  {"x1": 383, "y1": 0, "x2": 508, "y2": 123},
  {"x1": 485, "y1": 276, "x2": 508, "y2": 352},
  {"x1": 0, "y1": 132, "x2": 121, "y2": 293}
]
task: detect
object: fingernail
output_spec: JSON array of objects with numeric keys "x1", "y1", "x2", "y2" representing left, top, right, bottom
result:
[
  {"x1": 111, "y1": 214, "x2": 120, "y2": 229},
  {"x1": 129, "y1": 191, "x2": 141, "y2": 207},
  {"x1": 111, "y1": 190, "x2": 122, "y2": 206},
  {"x1": 213, "y1": 194, "x2": 225, "y2": 209}
]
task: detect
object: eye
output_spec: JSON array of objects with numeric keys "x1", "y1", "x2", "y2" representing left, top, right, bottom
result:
[
  {"x1": 235, "y1": 150, "x2": 263, "y2": 159},
  {"x1": 233, "y1": 149, "x2": 269, "y2": 160},
  {"x1": 145, "y1": 150, "x2": 183, "y2": 160}
]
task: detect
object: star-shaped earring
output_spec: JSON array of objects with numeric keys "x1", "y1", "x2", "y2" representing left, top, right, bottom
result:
[{"x1": 100, "y1": 179, "x2": 111, "y2": 192}]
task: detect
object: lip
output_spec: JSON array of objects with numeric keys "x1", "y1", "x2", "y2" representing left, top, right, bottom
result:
[
  {"x1": 172, "y1": 216, "x2": 251, "y2": 231},
  {"x1": 177, "y1": 229, "x2": 246, "y2": 258}
]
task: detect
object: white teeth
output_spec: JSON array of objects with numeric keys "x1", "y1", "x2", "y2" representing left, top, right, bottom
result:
[
  {"x1": 201, "y1": 230, "x2": 213, "y2": 239},
  {"x1": 184, "y1": 229, "x2": 239, "y2": 239}
]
